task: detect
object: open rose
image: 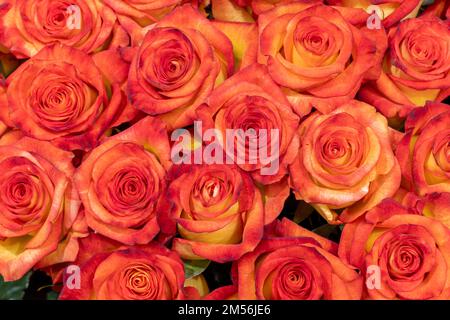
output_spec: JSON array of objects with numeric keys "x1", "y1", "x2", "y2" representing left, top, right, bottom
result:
[
  {"x1": 75, "y1": 116, "x2": 171, "y2": 245},
  {"x1": 289, "y1": 100, "x2": 401, "y2": 223},
  {"x1": 359, "y1": 16, "x2": 450, "y2": 119},
  {"x1": 159, "y1": 163, "x2": 264, "y2": 262},
  {"x1": 197, "y1": 63, "x2": 299, "y2": 185},
  {"x1": 258, "y1": 2, "x2": 385, "y2": 116},
  {"x1": 396, "y1": 102, "x2": 450, "y2": 195},
  {"x1": 59, "y1": 243, "x2": 187, "y2": 300},
  {"x1": 0, "y1": 137, "x2": 80, "y2": 281},
  {"x1": 339, "y1": 200, "x2": 450, "y2": 299},
  {"x1": 0, "y1": 0, "x2": 116, "y2": 59},
  {"x1": 232, "y1": 218, "x2": 362, "y2": 300},
  {"x1": 127, "y1": 4, "x2": 235, "y2": 129},
  {"x1": 327, "y1": 0, "x2": 423, "y2": 28},
  {"x1": 4, "y1": 44, "x2": 125, "y2": 151}
]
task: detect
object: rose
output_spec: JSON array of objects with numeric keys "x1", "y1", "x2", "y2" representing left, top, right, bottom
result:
[
  {"x1": 102, "y1": 0, "x2": 182, "y2": 45},
  {"x1": 327, "y1": 0, "x2": 423, "y2": 28},
  {"x1": 231, "y1": 218, "x2": 362, "y2": 300},
  {"x1": 75, "y1": 116, "x2": 172, "y2": 245},
  {"x1": 396, "y1": 102, "x2": 450, "y2": 195},
  {"x1": 127, "y1": 4, "x2": 235, "y2": 129},
  {"x1": 0, "y1": 137, "x2": 80, "y2": 281},
  {"x1": 197, "y1": 63, "x2": 299, "y2": 185},
  {"x1": 421, "y1": 0, "x2": 450, "y2": 20},
  {"x1": 289, "y1": 100, "x2": 401, "y2": 223},
  {"x1": 59, "y1": 243, "x2": 187, "y2": 300},
  {"x1": 0, "y1": 0, "x2": 116, "y2": 59},
  {"x1": 258, "y1": 2, "x2": 386, "y2": 116},
  {"x1": 159, "y1": 163, "x2": 264, "y2": 262},
  {"x1": 339, "y1": 199, "x2": 450, "y2": 299},
  {"x1": 359, "y1": 17, "x2": 450, "y2": 120},
  {"x1": 210, "y1": 0, "x2": 322, "y2": 22},
  {"x1": 395, "y1": 190, "x2": 450, "y2": 229},
  {"x1": 5, "y1": 44, "x2": 125, "y2": 151}
]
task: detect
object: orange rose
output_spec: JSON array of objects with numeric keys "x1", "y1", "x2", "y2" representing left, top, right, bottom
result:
[
  {"x1": 159, "y1": 163, "x2": 264, "y2": 262},
  {"x1": 258, "y1": 2, "x2": 386, "y2": 116},
  {"x1": 395, "y1": 190, "x2": 450, "y2": 229},
  {"x1": 396, "y1": 102, "x2": 450, "y2": 195},
  {"x1": 0, "y1": 0, "x2": 116, "y2": 58},
  {"x1": 59, "y1": 243, "x2": 187, "y2": 300},
  {"x1": 5, "y1": 44, "x2": 125, "y2": 151},
  {"x1": 197, "y1": 63, "x2": 299, "y2": 185},
  {"x1": 327, "y1": 0, "x2": 423, "y2": 28},
  {"x1": 210, "y1": 0, "x2": 321, "y2": 22},
  {"x1": 127, "y1": 4, "x2": 235, "y2": 129},
  {"x1": 339, "y1": 199, "x2": 450, "y2": 299},
  {"x1": 289, "y1": 100, "x2": 401, "y2": 223},
  {"x1": 102, "y1": 0, "x2": 182, "y2": 45},
  {"x1": 0, "y1": 137, "x2": 80, "y2": 281},
  {"x1": 75, "y1": 116, "x2": 172, "y2": 245},
  {"x1": 359, "y1": 17, "x2": 450, "y2": 119},
  {"x1": 232, "y1": 218, "x2": 362, "y2": 300}
]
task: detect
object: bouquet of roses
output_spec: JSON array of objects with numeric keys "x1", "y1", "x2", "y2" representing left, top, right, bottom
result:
[{"x1": 0, "y1": 0, "x2": 448, "y2": 300}]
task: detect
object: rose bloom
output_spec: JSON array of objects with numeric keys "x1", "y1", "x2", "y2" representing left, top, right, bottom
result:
[
  {"x1": 230, "y1": 218, "x2": 362, "y2": 300},
  {"x1": 59, "y1": 243, "x2": 188, "y2": 300},
  {"x1": 359, "y1": 16, "x2": 450, "y2": 120},
  {"x1": 127, "y1": 4, "x2": 236, "y2": 129},
  {"x1": 102, "y1": 0, "x2": 183, "y2": 45},
  {"x1": 0, "y1": 137, "x2": 80, "y2": 281},
  {"x1": 396, "y1": 102, "x2": 450, "y2": 195},
  {"x1": 75, "y1": 116, "x2": 172, "y2": 245},
  {"x1": 0, "y1": 0, "x2": 116, "y2": 59},
  {"x1": 258, "y1": 2, "x2": 386, "y2": 116},
  {"x1": 327, "y1": 0, "x2": 423, "y2": 28},
  {"x1": 197, "y1": 63, "x2": 299, "y2": 185},
  {"x1": 210, "y1": 0, "x2": 322, "y2": 22},
  {"x1": 159, "y1": 163, "x2": 265, "y2": 262},
  {"x1": 339, "y1": 200, "x2": 450, "y2": 299},
  {"x1": 289, "y1": 100, "x2": 401, "y2": 223},
  {"x1": 4, "y1": 44, "x2": 125, "y2": 151}
]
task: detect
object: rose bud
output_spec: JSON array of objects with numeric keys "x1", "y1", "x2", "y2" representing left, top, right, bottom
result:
[
  {"x1": 75, "y1": 116, "x2": 172, "y2": 245},
  {"x1": 339, "y1": 199, "x2": 450, "y2": 300},
  {"x1": 258, "y1": 2, "x2": 386, "y2": 116},
  {"x1": 127, "y1": 4, "x2": 235, "y2": 129},
  {"x1": 232, "y1": 218, "x2": 363, "y2": 300},
  {"x1": 197, "y1": 63, "x2": 300, "y2": 185},
  {"x1": 327, "y1": 0, "x2": 423, "y2": 28},
  {"x1": 289, "y1": 100, "x2": 401, "y2": 223},
  {"x1": 159, "y1": 163, "x2": 264, "y2": 262},
  {"x1": 59, "y1": 243, "x2": 188, "y2": 300},
  {"x1": 5, "y1": 44, "x2": 126, "y2": 151},
  {"x1": 359, "y1": 17, "x2": 449, "y2": 120},
  {"x1": 0, "y1": 0, "x2": 116, "y2": 59},
  {"x1": 396, "y1": 102, "x2": 450, "y2": 195},
  {"x1": 0, "y1": 137, "x2": 80, "y2": 281}
]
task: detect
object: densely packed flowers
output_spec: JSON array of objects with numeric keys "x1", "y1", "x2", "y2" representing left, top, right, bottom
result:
[{"x1": 0, "y1": 0, "x2": 449, "y2": 300}]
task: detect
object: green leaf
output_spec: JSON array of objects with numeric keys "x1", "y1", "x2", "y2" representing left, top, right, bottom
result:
[
  {"x1": 46, "y1": 290, "x2": 59, "y2": 300},
  {"x1": 312, "y1": 224, "x2": 340, "y2": 239},
  {"x1": 293, "y1": 201, "x2": 315, "y2": 224},
  {"x1": 0, "y1": 272, "x2": 32, "y2": 300},
  {"x1": 184, "y1": 259, "x2": 210, "y2": 279}
]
